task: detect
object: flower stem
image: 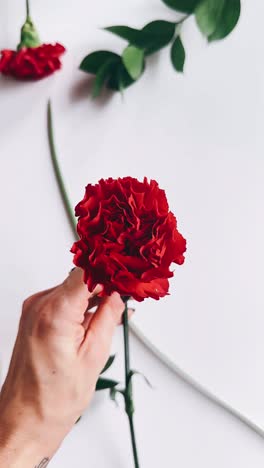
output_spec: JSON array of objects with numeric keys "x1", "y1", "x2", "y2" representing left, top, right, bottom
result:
[
  {"x1": 128, "y1": 413, "x2": 140, "y2": 468},
  {"x1": 47, "y1": 100, "x2": 77, "y2": 238},
  {"x1": 123, "y1": 302, "x2": 131, "y2": 385},
  {"x1": 178, "y1": 14, "x2": 190, "y2": 25},
  {"x1": 123, "y1": 300, "x2": 140, "y2": 468},
  {"x1": 26, "y1": 0, "x2": 30, "y2": 18}
]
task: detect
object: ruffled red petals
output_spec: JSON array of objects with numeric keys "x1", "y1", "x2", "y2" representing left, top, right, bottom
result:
[
  {"x1": 0, "y1": 43, "x2": 65, "y2": 80},
  {"x1": 71, "y1": 177, "x2": 186, "y2": 302}
]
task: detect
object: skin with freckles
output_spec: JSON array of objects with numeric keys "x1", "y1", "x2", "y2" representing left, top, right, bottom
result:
[{"x1": 0, "y1": 268, "x2": 127, "y2": 468}]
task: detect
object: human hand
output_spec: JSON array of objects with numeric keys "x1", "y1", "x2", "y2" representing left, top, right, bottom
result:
[{"x1": 0, "y1": 268, "x2": 125, "y2": 467}]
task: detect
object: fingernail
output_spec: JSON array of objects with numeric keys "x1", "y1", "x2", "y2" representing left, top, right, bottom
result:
[{"x1": 92, "y1": 284, "x2": 103, "y2": 295}]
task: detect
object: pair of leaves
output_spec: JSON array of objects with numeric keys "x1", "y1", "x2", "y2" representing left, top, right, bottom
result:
[
  {"x1": 76, "y1": 355, "x2": 117, "y2": 424},
  {"x1": 108, "y1": 20, "x2": 182, "y2": 78},
  {"x1": 162, "y1": 0, "x2": 241, "y2": 40},
  {"x1": 162, "y1": 0, "x2": 241, "y2": 41},
  {"x1": 106, "y1": 20, "x2": 176, "y2": 56},
  {"x1": 108, "y1": 369, "x2": 153, "y2": 407},
  {"x1": 96, "y1": 354, "x2": 119, "y2": 391},
  {"x1": 106, "y1": 20, "x2": 180, "y2": 81},
  {"x1": 195, "y1": 0, "x2": 241, "y2": 41},
  {"x1": 96, "y1": 372, "x2": 152, "y2": 394}
]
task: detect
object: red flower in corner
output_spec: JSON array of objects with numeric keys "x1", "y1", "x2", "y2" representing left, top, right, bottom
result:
[
  {"x1": 0, "y1": 43, "x2": 65, "y2": 80},
  {"x1": 0, "y1": 1, "x2": 65, "y2": 80},
  {"x1": 71, "y1": 177, "x2": 187, "y2": 302}
]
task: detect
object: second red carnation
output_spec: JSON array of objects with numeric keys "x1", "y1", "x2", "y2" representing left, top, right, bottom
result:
[{"x1": 0, "y1": 43, "x2": 65, "y2": 80}]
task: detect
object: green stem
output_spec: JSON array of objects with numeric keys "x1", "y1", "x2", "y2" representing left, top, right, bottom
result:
[
  {"x1": 47, "y1": 100, "x2": 77, "y2": 239},
  {"x1": 128, "y1": 413, "x2": 140, "y2": 468},
  {"x1": 26, "y1": 0, "x2": 30, "y2": 18},
  {"x1": 123, "y1": 301, "x2": 131, "y2": 386},
  {"x1": 123, "y1": 301, "x2": 140, "y2": 468},
  {"x1": 176, "y1": 14, "x2": 191, "y2": 35},
  {"x1": 178, "y1": 13, "x2": 190, "y2": 25}
]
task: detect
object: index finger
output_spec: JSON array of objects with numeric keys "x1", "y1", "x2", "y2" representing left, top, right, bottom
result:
[
  {"x1": 81, "y1": 292, "x2": 124, "y2": 374},
  {"x1": 56, "y1": 268, "x2": 102, "y2": 321}
]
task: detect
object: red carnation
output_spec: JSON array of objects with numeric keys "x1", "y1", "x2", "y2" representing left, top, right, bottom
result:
[
  {"x1": 71, "y1": 177, "x2": 186, "y2": 302},
  {"x1": 0, "y1": 1, "x2": 65, "y2": 80},
  {"x1": 0, "y1": 43, "x2": 65, "y2": 80}
]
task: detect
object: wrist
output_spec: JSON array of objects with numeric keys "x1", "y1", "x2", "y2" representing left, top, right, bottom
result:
[
  {"x1": 0, "y1": 415, "x2": 51, "y2": 467},
  {"x1": 0, "y1": 401, "x2": 66, "y2": 467}
]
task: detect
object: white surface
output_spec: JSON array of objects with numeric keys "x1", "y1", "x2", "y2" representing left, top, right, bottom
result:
[{"x1": 0, "y1": 0, "x2": 264, "y2": 466}]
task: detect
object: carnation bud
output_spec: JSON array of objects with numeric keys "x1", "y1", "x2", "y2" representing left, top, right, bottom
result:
[{"x1": 17, "y1": 17, "x2": 41, "y2": 50}]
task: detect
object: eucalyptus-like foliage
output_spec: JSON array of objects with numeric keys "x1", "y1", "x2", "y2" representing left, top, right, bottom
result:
[{"x1": 80, "y1": 1, "x2": 241, "y2": 99}]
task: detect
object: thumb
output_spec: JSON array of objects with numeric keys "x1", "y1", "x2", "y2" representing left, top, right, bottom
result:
[{"x1": 55, "y1": 268, "x2": 102, "y2": 323}]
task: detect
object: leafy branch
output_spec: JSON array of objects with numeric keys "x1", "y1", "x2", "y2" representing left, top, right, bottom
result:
[{"x1": 80, "y1": 0, "x2": 241, "y2": 97}]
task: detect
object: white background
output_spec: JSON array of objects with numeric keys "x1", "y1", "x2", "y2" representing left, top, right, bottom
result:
[{"x1": 1, "y1": 0, "x2": 264, "y2": 466}]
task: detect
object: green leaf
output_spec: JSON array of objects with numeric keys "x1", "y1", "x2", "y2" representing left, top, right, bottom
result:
[
  {"x1": 170, "y1": 36, "x2": 186, "y2": 72},
  {"x1": 195, "y1": 0, "x2": 225, "y2": 37},
  {"x1": 101, "y1": 355, "x2": 116, "y2": 375},
  {"x1": 109, "y1": 387, "x2": 122, "y2": 406},
  {"x1": 209, "y1": 0, "x2": 241, "y2": 41},
  {"x1": 107, "y1": 61, "x2": 135, "y2": 91},
  {"x1": 104, "y1": 25, "x2": 159, "y2": 52},
  {"x1": 96, "y1": 377, "x2": 119, "y2": 391},
  {"x1": 105, "y1": 22, "x2": 176, "y2": 56},
  {"x1": 128, "y1": 370, "x2": 153, "y2": 389},
  {"x1": 105, "y1": 26, "x2": 147, "y2": 48},
  {"x1": 80, "y1": 52, "x2": 135, "y2": 94},
  {"x1": 122, "y1": 46, "x2": 144, "y2": 80},
  {"x1": 162, "y1": 0, "x2": 199, "y2": 13},
  {"x1": 195, "y1": 0, "x2": 241, "y2": 41},
  {"x1": 142, "y1": 20, "x2": 176, "y2": 55},
  {"x1": 92, "y1": 58, "x2": 118, "y2": 98},
  {"x1": 80, "y1": 51, "x2": 120, "y2": 74}
]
